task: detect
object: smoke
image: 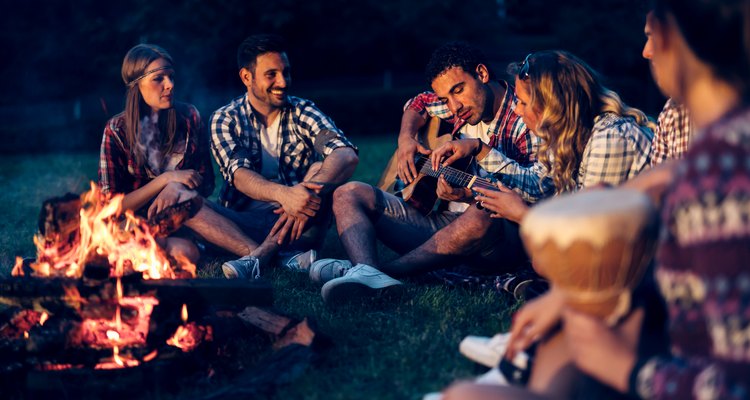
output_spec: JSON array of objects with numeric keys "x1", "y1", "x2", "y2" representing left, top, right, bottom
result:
[{"x1": 137, "y1": 113, "x2": 164, "y2": 174}]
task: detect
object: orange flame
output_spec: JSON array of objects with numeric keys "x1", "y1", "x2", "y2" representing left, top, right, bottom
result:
[
  {"x1": 15, "y1": 182, "x2": 195, "y2": 280},
  {"x1": 39, "y1": 312, "x2": 49, "y2": 326},
  {"x1": 181, "y1": 304, "x2": 188, "y2": 323}
]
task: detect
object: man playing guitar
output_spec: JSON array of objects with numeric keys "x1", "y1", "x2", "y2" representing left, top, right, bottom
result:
[{"x1": 313, "y1": 41, "x2": 547, "y2": 303}]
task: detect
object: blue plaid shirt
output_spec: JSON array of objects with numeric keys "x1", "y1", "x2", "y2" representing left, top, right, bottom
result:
[
  {"x1": 478, "y1": 112, "x2": 653, "y2": 202},
  {"x1": 210, "y1": 93, "x2": 356, "y2": 210}
]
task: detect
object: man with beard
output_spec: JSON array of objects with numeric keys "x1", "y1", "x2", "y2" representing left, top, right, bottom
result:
[
  {"x1": 312, "y1": 41, "x2": 545, "y2": 303},
  {"x1": 210, "y1": 34, "x2": 358, "y2": 279}
]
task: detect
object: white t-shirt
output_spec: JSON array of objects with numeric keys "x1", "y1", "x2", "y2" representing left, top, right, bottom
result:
[
  {"x1": 259, "y1": 115, "x2": 282, "y2": 181},
  {"x1": 447, "y1": 120, "x2": 492, "y2": 213}
]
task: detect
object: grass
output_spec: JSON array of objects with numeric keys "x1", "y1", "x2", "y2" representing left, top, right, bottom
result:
[{"x1": 0, "y1": 135, "x2": 519, "y2": 399}]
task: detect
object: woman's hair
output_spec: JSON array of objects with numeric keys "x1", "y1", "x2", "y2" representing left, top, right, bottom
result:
[
  {"x1": 508, "y1": 51, "x2": 655, "y2": 193},
  {"x1": 651, "y1": 0, "x2": 750, "y2": 98},
  {"x1": 121, "y1": 44, "x2": 178, "y2": 170}
]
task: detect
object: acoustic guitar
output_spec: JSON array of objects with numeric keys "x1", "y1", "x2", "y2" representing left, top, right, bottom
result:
[{"x1": 376, "y1": 117, "x2": 497, "y2": 215}]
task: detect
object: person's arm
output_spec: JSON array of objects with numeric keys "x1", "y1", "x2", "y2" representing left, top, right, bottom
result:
[
  {"x1": 98, "y1": 119, "x2": 201, "y2": 212},
  {"x1": 208, "y1": 107, "x2": 312, "y2": 210},
  {"x1": 478, "y1": 147, "x2": 556, "y2": 203},
  {"x1": 579, "y1": 123, "x2": 652, "y2": 189}
]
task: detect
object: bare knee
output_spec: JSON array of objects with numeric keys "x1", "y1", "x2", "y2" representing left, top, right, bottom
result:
[
  {"x1": 434, "y1": 208, "x2": 491, "y2": 252},
  {"x1": 165, "y1": 237, "x2": 200, "y2": 264},
  {"x1": 332, "y1": 182, "x2": 376, "y2": 216}
]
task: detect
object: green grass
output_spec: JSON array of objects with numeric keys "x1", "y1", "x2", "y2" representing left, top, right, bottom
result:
[{"x1": 0, "y1": 136, "x2": 519, "y2": 399}]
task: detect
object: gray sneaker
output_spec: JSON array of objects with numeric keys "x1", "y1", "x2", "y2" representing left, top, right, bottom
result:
[
  {"x1": 321, "y1": 264, "x2": 404, "y2": 304},
  {"x1": 280, "y1": 249, "x2": 317, "y2": 272},
  {"x1": 222, "y1": 255, "x2": 260, "y2": 279},
  {"x1": 309, "y1": 258, "x2": 353, "y2": 283}
]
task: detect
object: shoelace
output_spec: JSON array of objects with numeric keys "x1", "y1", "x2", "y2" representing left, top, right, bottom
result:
[{"x1": 251, "y1": 260, "x2": 260, "y2": 280}]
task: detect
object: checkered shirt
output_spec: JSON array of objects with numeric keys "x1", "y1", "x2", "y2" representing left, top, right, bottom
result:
[
  {"x1": 404, "y1": 80, "x2": 540, "y2": 167},
  {"x1": 650, "y1": 98, "x2": 692, "y2": 166},
  {"x1": 479, "y1": 112, "x2": 653, "y2": 202},
  {"x1": 98, "y1": 103, "x2": 215, "y2": 198},
  {"x1": 210, "y1": 94, "x2": 356, "y2": 210}
]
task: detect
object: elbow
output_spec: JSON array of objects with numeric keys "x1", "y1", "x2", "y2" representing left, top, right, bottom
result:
[{"x1": 340, "y1": 148, "x2": 359, "y2": 176}]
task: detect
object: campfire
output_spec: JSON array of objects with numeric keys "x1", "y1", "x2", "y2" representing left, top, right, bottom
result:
[{"x1": 0, "y1": 183, "x2": 272, "y2": 395}]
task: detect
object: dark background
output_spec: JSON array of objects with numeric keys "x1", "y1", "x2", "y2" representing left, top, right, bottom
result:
[{"x1": 0, "y1": 0, "x2": 659, "y2": 153}]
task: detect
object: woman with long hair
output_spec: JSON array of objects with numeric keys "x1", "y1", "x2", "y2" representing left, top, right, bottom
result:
[
  {"x1": 440, "y1": 0, "x2": 750, "y2": 398},
  {"x1": 431, "y1": 50, "x2": 654, "y2": 223},
  {"x1": 99, "y1": 44, "x2": 275, "y2": 271}
]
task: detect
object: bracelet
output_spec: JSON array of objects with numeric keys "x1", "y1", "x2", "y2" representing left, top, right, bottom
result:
[
  {"x1": 627, "y1": 356, "x2": 650, "y2": 399},
  {"x1": 472, "y1": 138, "x2": 483, "y2": 156}
]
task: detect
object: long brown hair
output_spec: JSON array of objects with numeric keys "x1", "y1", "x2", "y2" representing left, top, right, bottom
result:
[
  {"x1": 121, "y1": 44, "x2": 177, "y2": 170},
  {"x1": 509, "y1": 51, "x2": 655, "y2": 193}
]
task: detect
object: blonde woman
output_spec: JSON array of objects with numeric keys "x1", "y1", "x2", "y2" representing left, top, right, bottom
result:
[{"x1": 431, "y1": 50, "x2": 654, "y2": 223}]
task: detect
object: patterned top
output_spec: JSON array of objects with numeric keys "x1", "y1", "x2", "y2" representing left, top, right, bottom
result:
[
  {"x1": 404, "y1": 80, "x2": 540, "y2": 168},
  {"x1": 478, "y1": 113, "x2": 654, "y2": 202},
  {"x1": 210, "y1": 94, "x2": 356, "y2": 210},
  {"x1": 651, "y1": 99, "x2": 693, "y2": 166},
  {"x1": 634, "y1": 106, "x2": 750, "y2": 400},
  {"x1": 98, "y1": 103, "x2": 214, "y2": 198}
]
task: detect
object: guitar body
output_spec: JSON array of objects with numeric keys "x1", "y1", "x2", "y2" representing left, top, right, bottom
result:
[
  {"x1": 376, "y1": 117, "x2": 452, "y2": 193},
  {"x1": 400, "y1": 144, "x2": 474, "y2": 215}
]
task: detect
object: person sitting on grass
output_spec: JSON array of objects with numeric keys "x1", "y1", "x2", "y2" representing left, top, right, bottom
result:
[
  {"x1": 99, "y1": 43, "x2": 280, "y2": 275},
  {"x1": 209, "y1": 34, "x2": 359, "y2": 279},
  {"x1": 442, "y1": 0, "x2": 750, "y2": 398},
  {"x1": 310, "y1": 41, "x2": 542, "y2": 304}
]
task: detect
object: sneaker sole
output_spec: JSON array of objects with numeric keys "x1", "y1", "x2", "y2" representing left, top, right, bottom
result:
[
  {"x1": 222, "y1": 264, "x2": 239, "y2": 279},
  {"x1": 321, "y1": 280, "x2": 404, "y2": 304}
]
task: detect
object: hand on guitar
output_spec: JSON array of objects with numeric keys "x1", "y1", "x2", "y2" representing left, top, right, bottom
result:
[
  {"x1": 474, "y1": 182, "x2": 529, "y2": 223},
  {"x1": 430, "y1": 138, "x2": 481, "y2": 172},
  {"x1": 397, "y1": 136, "x2": 431, "y2": 184},
  {"x1": 436, "y1": 174, "x2": 473, "y2": 202}
]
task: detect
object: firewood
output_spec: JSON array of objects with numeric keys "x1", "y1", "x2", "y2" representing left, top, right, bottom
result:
[{"x1": 147, "y1": 196, "x2": 203, "y2": 238}]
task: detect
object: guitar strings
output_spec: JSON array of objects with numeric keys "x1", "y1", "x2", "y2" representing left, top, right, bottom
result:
[{"x1": 415, "y1": 155, "x2": 497, "y2": 191}]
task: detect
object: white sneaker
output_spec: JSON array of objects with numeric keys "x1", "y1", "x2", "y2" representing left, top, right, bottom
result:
[
  {"x1": 321, "y1": 264, "x2": 403, "y2": 304},
  {"x1": 459, "y1": 333, "x2": 512, "y2": 368},
  {"x1": 309, "y1": 258, "x2": 353, "y2": 283},
  {"x1": 280, "y1": 249, "x2": 317, "y2": 272}
]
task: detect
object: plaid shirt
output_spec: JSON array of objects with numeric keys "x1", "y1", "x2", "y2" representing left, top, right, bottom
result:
[
  {"x1": 98, "y1": 103, "x2": 214, "y2": 198},
  {"x1": 210, "y1": 94, "x2": 356, "y2": 210},
  {"x1": 479, "y1": 112, "x2": 653, "y2": 202},
  {"x1": 650, "y1": 98, "x2": 692, "y2": 166},
  {"x1": 404, "y1": 80, "x2": 539, "y2": 167}
]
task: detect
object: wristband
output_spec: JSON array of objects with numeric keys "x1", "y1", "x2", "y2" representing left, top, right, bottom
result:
[
  {"x1": 472, "y1": 138, "x2": 483, "y2": 156},
  {"x1": 627, "y1": 356, "x2": 650, "y2": 399}
]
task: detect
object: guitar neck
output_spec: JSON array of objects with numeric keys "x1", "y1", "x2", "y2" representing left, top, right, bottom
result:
[{"x1": 416, "y1": 156, "x2": 497, "y2": 192}]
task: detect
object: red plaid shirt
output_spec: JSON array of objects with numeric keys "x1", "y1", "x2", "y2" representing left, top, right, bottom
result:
[{"x1": 98, "y1": 102, "x2": 214, "y2": 198}]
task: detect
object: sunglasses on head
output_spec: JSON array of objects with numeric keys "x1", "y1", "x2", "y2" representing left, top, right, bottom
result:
[{"x1": 519, "y1": 53, "x2": 532, "y2": 80}]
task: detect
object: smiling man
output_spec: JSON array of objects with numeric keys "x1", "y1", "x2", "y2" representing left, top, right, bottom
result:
[
  {"x1": 313, "y1": 41, "x2": 543, "y2": 303},
  {"x1": 210, "y1": 34, "x2": 358, "y2": 279}
]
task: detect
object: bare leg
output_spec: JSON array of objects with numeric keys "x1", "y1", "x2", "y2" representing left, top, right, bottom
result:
[
  {"x1": 185, "y1": 203, "x2": 259, "y2": 256},
  {"x1": 441, "y1": 333, "x2": 577, "y2": 400},
  {"x1": 442, "y1": 381, "x2": 550, "y2": 400},
  {"x1": 527, "y1": 332, "x2": 578, "y2": 399},
  {"x1": 380, "y1": 205, "x2": 493, "y2": 277},
  {"x1": 331, "y1": 182, "x2": 381, "y2": 266},
  {"x1": 164, "y1": 237, "x2": 200, "y2": 264}
]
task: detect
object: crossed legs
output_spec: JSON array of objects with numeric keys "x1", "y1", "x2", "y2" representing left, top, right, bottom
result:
[{"x1": 332, "y1": 182, "x2": 522, "y2": 278}]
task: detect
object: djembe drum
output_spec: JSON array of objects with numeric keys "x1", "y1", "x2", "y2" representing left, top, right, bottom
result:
[{"x1": 520, "y1": 189, "x2": 658, "y2": 325}]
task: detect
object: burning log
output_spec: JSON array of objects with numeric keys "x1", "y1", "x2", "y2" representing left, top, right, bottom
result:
[
  {"x1": 148, "y1": 195, "x2": 203, "y2": 238},
  {"x1": 0, "y1": 275, "x2": 272, "y2": 312}
]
